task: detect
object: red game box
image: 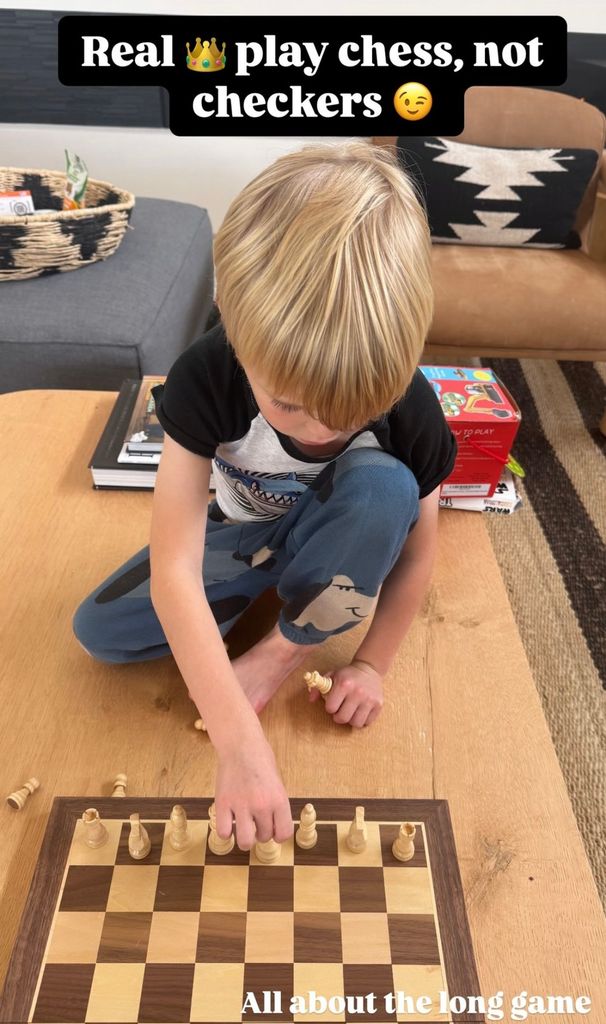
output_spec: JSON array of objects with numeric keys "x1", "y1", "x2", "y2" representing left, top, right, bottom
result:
[{"x1": 421, "y1": 366, "x2": 521, "y2": 498}]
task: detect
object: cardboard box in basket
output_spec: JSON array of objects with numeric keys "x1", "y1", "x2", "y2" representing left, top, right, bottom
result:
[{"x1": 420, "y1": 366, "x2": 521, "y2": 498}]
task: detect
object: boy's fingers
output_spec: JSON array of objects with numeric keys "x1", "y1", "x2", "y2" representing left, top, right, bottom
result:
[
  {"x1": 215, "y1": 803, "x2": 235, "y2": 839},
  {"x1": 253, "y1": 809, "x2": 274, "y2": 844},
  {"x1": 235, "y1": 811, "x2": 256, "y2": 851},
  {"x1": 365, "y1": 706, "x2": 382, "y2": 727},
  {"x1": 324, "y1": 686, "x2": 347, "y2": 715},
  {"x1": 332, "y1": 695, "x2": 359, "y2": 725},
  {"x1": 308, "y1": 688, "x2": 320, "y2": 703},
  {"x1": 273, "y1": 802, "x2": 294, "y2": 843},
  {"x1": 350, "y1": 705, "x2": 371, "y2": 729}
]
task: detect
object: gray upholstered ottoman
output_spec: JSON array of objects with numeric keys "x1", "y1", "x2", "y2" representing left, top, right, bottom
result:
[{"x1": 0, "y1": 197, "x2": 214, "y2": 392}]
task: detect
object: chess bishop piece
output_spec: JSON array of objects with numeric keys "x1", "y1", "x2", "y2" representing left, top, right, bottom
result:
[{"x1": 295, "y1": 803, "x2": 318, "y2": 849}]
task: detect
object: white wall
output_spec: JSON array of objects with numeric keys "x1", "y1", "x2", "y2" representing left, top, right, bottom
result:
[{"x1": 1, "y1": 2, "x2": 604, "y2": 228}]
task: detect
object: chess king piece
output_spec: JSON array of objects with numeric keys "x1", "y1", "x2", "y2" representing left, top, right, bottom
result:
[
  {"x1": 82, "y1": 808, "x2": 108, "y2": 848},
  {"x1": 346, "y1": 806, "x2": 367, "y2": 852},
  {"x1": 112, "y1": 773, "x2": 127, "y2": 798},
  {"x1": 169, "y1": 804, "x2": 190, "y2": 851},
  {"x1": 186, "y1": 37, "x2": 226, "y2": 72},
  {"x1": 304, "y1": 670, "x2": 333, "y2": 696},
  {"x1": 128, "y1": 813, "x2": 151, "y2": 860},
  {"x1": 208, "y1": 802, "x2": 234, "y2": 855},
  {"x1": 6, "y1": 777, "x2": 40, "y2": 810},
  {"x1": 392, "y1": 822, "x2": 416, "y2": 862},
  {"x1": 255, "y1": 838, "x2": 281, "y2": 863},
  {"x1": 295, "y1": 803, "x2": 318, "y2": 849}
]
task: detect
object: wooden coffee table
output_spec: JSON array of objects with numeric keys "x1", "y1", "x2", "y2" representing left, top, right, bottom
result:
[{"x1": 0, "y1": 390, "x2": 604, "y2": 1020}]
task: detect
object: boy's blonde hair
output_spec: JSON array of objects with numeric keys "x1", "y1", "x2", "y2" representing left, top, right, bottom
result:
[{"x1": 213, "y1": 139, "x2": 433, "y2": 430}]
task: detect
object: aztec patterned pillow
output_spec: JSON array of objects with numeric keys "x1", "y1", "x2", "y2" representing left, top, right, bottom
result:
[{"x1": 396, "y1": 136, "x2": 599, "y2": 249}]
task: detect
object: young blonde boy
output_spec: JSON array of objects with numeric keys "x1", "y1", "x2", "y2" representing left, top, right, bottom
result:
[{"x1": 73, "y1": 140, "x2": 455, "y2": 851}]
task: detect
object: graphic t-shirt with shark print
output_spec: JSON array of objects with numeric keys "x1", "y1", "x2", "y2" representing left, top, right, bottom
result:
[{"x1": 153, "y1": 324, "x2": 457, "y2": 523}]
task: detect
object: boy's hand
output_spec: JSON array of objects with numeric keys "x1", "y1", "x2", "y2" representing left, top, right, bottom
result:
[
  {"x1": 215, "y1": 730, "x2": 294, "y2": 851},
  {"x1": 308, "y1": 659, "x2": 384, "y2": 728}
]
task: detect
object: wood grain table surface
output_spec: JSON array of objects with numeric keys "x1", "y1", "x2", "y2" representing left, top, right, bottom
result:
[{"x1": 0, "y1": 390, "x2": 604, "y2": 1019}]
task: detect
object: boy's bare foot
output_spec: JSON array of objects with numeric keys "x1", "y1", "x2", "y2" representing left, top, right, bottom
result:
[{"x1": 230, "y1": 624, "x2": 321, "y2": 714}]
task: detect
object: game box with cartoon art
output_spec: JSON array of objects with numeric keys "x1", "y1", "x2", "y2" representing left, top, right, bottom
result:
[{"x1": 421, "y1": 367, "x2": 521, "y2": 498}]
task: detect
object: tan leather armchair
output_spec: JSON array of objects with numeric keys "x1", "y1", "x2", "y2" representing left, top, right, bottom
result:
[{"x1": 374, "y1": 86, "x2": 606, "y2": 432}]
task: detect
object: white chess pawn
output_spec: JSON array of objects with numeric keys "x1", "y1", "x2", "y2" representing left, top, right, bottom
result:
[
  {"x1": 111, "y1": 774, "x2": 127, "y2": 798},
  {"x1": 392, "y1": 822, "x2": 416, "y2": 862},
  {"x1": 295, "y1": 803, "x2": 318, "y2": 849},
  {"x1": 169, "y1": 804, "x2": 190, "y2": 851},
  {"x1": 208, "y1": 802, "x2": 234, "y2": 855},
  {"x1": 82, "y1": 808, "x2": 109, "y2": 848},
  {"x1": 6, "y1": 777, "x2": 40, "y2": 810},
  {"x1": 128, "y1": 813, "x2": 151, "y2": 860}
]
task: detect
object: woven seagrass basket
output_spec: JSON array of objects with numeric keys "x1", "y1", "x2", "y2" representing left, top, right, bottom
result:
[{"x1": 0, "y1": 167, "x2": 135, "y2": 281}]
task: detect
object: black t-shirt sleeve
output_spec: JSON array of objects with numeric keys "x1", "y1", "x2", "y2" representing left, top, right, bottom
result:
[
  {"x1": 152, "y1": 325, "x2": 250, "y2": 458},
  {"x1": 385, "y1": 370, "x2": 457, "y2": 498}
]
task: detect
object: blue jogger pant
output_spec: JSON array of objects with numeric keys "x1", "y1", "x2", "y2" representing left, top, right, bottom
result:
[{"x1": 73, "y1": 449, "x2": 420, "y2": 663}]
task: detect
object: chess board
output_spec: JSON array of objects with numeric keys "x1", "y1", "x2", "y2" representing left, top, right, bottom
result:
[{"x1": 0, "y1": 798, "x2": 484, "y2": 1024}]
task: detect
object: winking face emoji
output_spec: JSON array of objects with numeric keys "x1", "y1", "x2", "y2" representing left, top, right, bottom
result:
[{"x1": 394, "y1": 82, "x2": 433, "y2": 121}]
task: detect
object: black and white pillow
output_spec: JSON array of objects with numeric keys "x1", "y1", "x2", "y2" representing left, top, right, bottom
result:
[{"x1": 397, "y1": 136, "x2": 599, "y2": 249}]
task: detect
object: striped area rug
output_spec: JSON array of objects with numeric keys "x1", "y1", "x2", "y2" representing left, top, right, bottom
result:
[{"x1": 482, "y1": 358, "x2": 606, "y2": 908}]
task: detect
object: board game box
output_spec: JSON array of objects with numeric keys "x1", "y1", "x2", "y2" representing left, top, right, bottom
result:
[
  {"x1": 421, "y1": 367, "x2": 521, "y2": 498},
  {"x1": 0, "y1": 798, "x2": 484, "y2": 1023}
]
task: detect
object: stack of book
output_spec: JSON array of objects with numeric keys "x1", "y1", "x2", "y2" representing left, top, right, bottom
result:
[{"x1": 89, "y1": 377, "x2": 165, "y2": 489}]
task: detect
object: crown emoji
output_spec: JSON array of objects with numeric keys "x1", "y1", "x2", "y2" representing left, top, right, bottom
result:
[{"x1": 186, "y1": 37, "x2": 226, "y2": 72}]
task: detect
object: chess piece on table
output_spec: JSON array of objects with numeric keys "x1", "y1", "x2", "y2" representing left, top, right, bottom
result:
[
  {"x1": 111, "y1": 774, "x2": 127, "y2": 798},
  {"x1": 82, "y1": 808, "x2": 109, "y2": 848},
  {"x1": 194, "y1": 718, "x2": 207, "y2": 732},
  {"x1": 304, "y1": 670, "x2": 333, "y2": 696},
  {"x1": 208, "y1": 802, "x2": 235, "y2": 855},
  {"x1": 169, "y1": 804, "x2": 190, "y2": 851},
  {"x1": 128, "y1": 813, "x2": 151, "y2": 860},
  {"x1": 346, "y1": 806, "x2": 367, "y2": 853},
  {"x1": 295, "y1": 803, "x2": 318, "y2": 849},
  {"x1": 392, "y1": 822, "x2": 416, "y2": 862},
  {"x1": 255, "y1": 838, "x2": 281, "y2": 863},
  {"x1": 6, "y1": 777, "x2": 40, "y2": 810}
]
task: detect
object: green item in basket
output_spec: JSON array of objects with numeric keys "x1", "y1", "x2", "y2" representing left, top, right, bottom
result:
[{"x1": 63, "y1": 150, "x2": 88, "y2": 210}]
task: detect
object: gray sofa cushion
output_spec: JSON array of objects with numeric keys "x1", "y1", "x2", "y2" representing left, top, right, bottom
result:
[{"x1": 0, "y1": 196, "x2": 214, "y2": 392}]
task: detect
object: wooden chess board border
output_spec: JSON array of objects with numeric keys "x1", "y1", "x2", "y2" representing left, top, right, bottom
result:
[{"x1": 0, "y1": 797, "x2": 484, "y2": 1024}]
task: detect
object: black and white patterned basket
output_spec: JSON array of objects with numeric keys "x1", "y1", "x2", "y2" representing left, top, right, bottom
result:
[{"x1": 0, "y1": 167, "x2": 135, "y2": 281}]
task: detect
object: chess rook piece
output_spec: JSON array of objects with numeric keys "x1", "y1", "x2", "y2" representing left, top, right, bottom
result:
[
  {"x1": 194, "y1": 718, "x2": 207, "y2": 732},
  {"x1": 255, "y1": 838, "x2": 281, "y2": 863},
  {"x1": 392, "y1": 822, "x2": 416, "y2": 862},
  {"x1": 82, "y1": 808, "x2": 109, "y2": 848},
  {"x1": 346, "y1": 806, "x2": 367, "y2": 853},
  {"x1": 304, "y1": 670, "x2": 333, "y2": 696},
  {"x1": 128, "y1": 813, "x2": 151, "y2": 860},
  {"x1": 6, "y1": 777, "x2": 40, "y2": 810},
  {"x1": 295, "y1": 803, "x2": 318, "y2": 849},
  {"x1": 208, "y1": 802, "x2": 235, "y2": 855},
  {"x1": 169, "y1": 804, "x2": 190, "y2": 851},
  {"x1": 112, "y1": 773, "x2": 127, "y2": 798}
]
